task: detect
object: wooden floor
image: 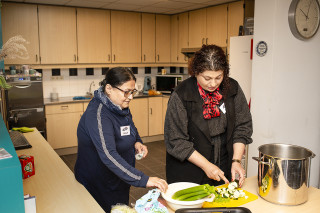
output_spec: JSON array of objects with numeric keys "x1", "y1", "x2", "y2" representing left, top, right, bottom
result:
[{"x1": 60, "y1": 140, "x2": 166, "y2": 207}]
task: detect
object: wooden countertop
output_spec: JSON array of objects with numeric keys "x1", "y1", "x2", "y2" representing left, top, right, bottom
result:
[
  {"x1": 166, "y1": 176, "x2": 320, "y2": 213},
  {"x1": 17, "y1": 129, "x2": 104, "y2": 213}
]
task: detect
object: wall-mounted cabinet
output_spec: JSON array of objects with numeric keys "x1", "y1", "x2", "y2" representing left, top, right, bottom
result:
[
  {"x1": 111, "y1": 11, "x2": 141, "y2": 63},
  {"x1": 170, "y1": 14, "x2": 179, "y2": 63},
  {"x1": 227, "y1": 0, "x2": 244, "y2": 54},
  {"x1": 171, "y1": 12, "x2": 189, "y2": 63},
  {"x1": 77, "y1": 8, "x2": 111, "y2": 64},
  {"x1": 156, "y1": 15, "x2": 171, "y2": 63},
  {"x1": 188, "y1": 8, "x2": 207, "y2": 48},
  {"x1": 142, "y1": 13, "x2": 156, "y2": 63},
  {"x1": 38, "y1": 5, "x2": 77, "y2": 64},
  {"x1": 1, "y1": 3, "x2": 40, "y2": 65}
]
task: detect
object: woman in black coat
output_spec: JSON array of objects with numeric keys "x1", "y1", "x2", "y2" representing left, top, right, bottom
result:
[{"x1": 164, "y1": 45, "x2": 253, "y2": 187}]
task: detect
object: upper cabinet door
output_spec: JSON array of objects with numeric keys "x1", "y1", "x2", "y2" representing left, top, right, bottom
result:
[
  {"x1": 142, "y1": 13, "x2": 155, "y2": 63},
  {"x1": 77, "y1": 8, "x2": 111, "y2": 64},
  {"x1": 188, "y1": 8, "x2": 206, "y2": 48},
  {"x1": 178, "y1": 12, "x2": 189, "y2": 63},
  {"x1": 38, "y1": 5, "x2": 77, "y2": 64},
  {"x1": 111, "y1": 11, "x2": 141, "y2": 63},
  {"x1": 156, "y1": 15, "x2": 171, "y2": 63},
  {"x1": 170, "y1": 15, "x2": 179, "y2": 63},
  {"x1": 227, "y1": 0, "x2": 244, "y2": 52},
  {"x1": 1, "y1": 3, "x2": 40, "y2": 65},
  {"x1": 207, "y1": 4, "x2": 228, "y2": 47}
]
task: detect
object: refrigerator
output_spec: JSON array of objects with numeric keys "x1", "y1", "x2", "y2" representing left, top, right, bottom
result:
[{"x1": 229, "y1": 35, "x2": 254, "y2": 175}]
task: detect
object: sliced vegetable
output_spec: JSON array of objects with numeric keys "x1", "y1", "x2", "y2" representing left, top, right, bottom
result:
[
  {"x1": 175, "y1": 190, "x2": 210, "y2": 201},
  {"x1": 172, "y1": 184, "x2": 210, "y2": 200},
  {"x1": 183, "y1": 193, "x2": 211, "y2": 201}
]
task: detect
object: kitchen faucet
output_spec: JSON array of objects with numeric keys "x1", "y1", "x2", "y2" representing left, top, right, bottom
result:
[{"x1": 87, "y1": 81, "x2": 95, "y2": 97}]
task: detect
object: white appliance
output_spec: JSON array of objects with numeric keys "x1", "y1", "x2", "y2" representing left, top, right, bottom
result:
[
  {"x1": 229, "y1": 35, "x2": 253, "y2": 104},
  {"x1": 229, "y1": 35, "x2": 253, "y2": 175}
]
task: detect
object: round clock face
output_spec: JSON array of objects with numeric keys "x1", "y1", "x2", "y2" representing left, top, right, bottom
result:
[{"x1": 289, "y1": 0, "x2": 320, "y2": 40}]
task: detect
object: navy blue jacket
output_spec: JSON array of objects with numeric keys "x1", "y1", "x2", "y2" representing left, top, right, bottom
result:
[{"x1": 75, "y1": 88, "x2": 149, "y2": 193}]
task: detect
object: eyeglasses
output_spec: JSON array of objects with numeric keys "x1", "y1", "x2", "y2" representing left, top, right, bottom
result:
[{"x1": 113, "y1": 86, "x2": 138, "y2": 98}]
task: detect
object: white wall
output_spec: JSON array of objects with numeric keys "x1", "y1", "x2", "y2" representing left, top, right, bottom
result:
[{"x1": 247, "y1": 0, "x2": 320, "y2": 187}]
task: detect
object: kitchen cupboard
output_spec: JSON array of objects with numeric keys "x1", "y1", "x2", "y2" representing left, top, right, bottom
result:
[
  {"x1": 170, "y1": 15, "x2": 179, "y2": 63},
  {"x1": 38, "y1": 5, "x2": 77, "y2": 64},
  {"x1": 111, "y1": 11, "x2": 141, "y2": 63},
  {"x1": 1, "y1": 3, "x2": 40, "y2": 65},
  {"x1": 188, "y1": 8, "x2": 206, "y2": 48},
  {"x1": 130, "y1": 98, "x2": 149, "y2": 137},
  {"x1": 148, "y1": 97, "x2": 163, "y2": 136},
  {"x1": 83, "y1": 102, "x2": 89, "y2": 111},
  {"x1": 77, "y1": 8, "x2": 111, "y2": 64},
  {"x1": 206, "y1": 4, "x2": 228, "y2": 47},
  {"x1": 227, "y1": 0, "x2": 244, "y2": 54},
  {"x1": 45, "y1": 103, "x2": 83, "y2": 149},
  {"x1": 162, "y1": 96, "x2": 170, "y2": 134},
  {"x1": 142, "y1": 13, "x2": 156, "y2": 63},
  {"x1": 156, "y1": 15, "x2": 171, "y2": 63},
  {"x1": 171, "y1": 12, "x2": 189, "y2": 63}
]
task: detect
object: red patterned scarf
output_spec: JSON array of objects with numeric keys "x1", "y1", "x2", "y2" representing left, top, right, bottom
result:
[{"x1": 197, "y1": 82, "x2": 222, "y2": 119}]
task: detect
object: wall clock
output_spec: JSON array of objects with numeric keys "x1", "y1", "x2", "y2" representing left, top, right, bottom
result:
[{"x1": 288, "y1": 0, "x2": 320, "y2": 40}]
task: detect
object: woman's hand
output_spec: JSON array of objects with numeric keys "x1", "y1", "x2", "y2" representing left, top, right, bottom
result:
[
  {"x1": 231, "y1": 161, "x2": 246, "y2": 187},
  {"x1": 204, "y1": 163, "x2": 229, "y2": 184},
  {"x1": 147, "y1": 177, "x2": 168, "y2": 193},
  {"x1": 134, "y1": 142, "x2": 148, "y2": 159}
]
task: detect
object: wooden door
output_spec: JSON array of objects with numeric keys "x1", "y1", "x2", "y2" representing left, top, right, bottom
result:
[
  {"x1": 178, "y1": 12, "x2": 189, "y2": 63},
  {"x1": 130, "y1": 98, "x2": 148, "y2": 137},
  {"x1": 142, "y1": 13, "x2": 155, "y2": 63},
  {"x1": 1, "y1": 3, "x2": 40, "y2": 65},
  {"x1": 206, "y1": 4, "x2": 228, "y2": 47},
  {"x1": 227, "y1": 0, "x2": 244, "y2": 54},
  {"x1": 148, "y1": 97, "x2": 163, "y2": 136},
  {"x1": 38, "y1": 5, "x2": 77, "y2": 64},
  {"x1": 156, "y1": 15, "x2": 171, "y2": 63},
  {"x1": 188, "y1": 8, "x2": 206, "y2": 48},
  {"x1": 170, "y1": 15, "x2": 179, "y2": 63},
  {"x1": 77, "y1": 8, "x2": 111, "y2": 63},
  {"x1": 162, "y1": 96, "x2": 170, "y2": 134},
  {"x1": 111, "y1": 11, "x2": 141, "y2": 63}
]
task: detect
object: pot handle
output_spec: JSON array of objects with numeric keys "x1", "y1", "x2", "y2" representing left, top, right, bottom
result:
[{"x1": 252, "y1": 157, "x2": 272, "y2": 166}]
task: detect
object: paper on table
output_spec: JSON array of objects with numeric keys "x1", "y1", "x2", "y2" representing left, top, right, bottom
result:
[
  {"x1": 0, "y1": 148, "x2": 12, "y2": 159},
  {"x1": 24, "y1": 196, "x2": 37, "y2": 213}
]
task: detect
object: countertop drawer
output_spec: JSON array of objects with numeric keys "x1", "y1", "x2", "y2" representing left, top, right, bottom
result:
[{"x1": 45, "y1": 103, "x2": 83, "y2": 115}]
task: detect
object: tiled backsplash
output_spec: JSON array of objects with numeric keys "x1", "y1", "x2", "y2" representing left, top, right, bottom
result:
[{"x1": 43, "y1": 67, "x2": 187, "y2": 99}]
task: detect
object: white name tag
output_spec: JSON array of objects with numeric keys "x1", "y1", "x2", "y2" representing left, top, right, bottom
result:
[
  {"x1": 219, "y1": 103, "x2": 226, "y2": 114},
  {"x1": 120, "y1": 126, "x2": 130, "y2": 136}
]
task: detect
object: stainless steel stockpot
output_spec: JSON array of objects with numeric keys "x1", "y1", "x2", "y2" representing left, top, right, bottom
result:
[{"x1": 253, "y1": 143, "x2": 315, "y2": 205}]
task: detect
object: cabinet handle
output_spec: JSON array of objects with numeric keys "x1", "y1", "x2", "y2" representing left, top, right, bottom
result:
[
  {"x1": 74, "y1": 54, "x2": 76, "y2": 62},
  {"x1": 113, "y1": 55, "x2": 115, "y2": 62},
  {"x1": 206, "y1": 38, "x2": 208, "y2": 44},
  {"x1": 108, "y1": 54, "x2": 110, "y2": 61},
  {"x1": 36, "y1": 54, "x2": 38, "y2": 62},
  {"x1": 184, "y1": 56, "x2": 187, "y2": 61},
  {"x1": 177, "y1": 56, "x2": 179, "y2": 61},
  {"x1": 157, "y1": 55, "x2": 159, "y2": 61},
  {"x1": 144, "y1": 54, "x2": 146, "y2": 61},
  {"x1": 150, "y1": 108, "x2": 152, "y2": 115},
  {"x1": 61, "y1": 105, "x2": 69, "y2": 110},
  {"x1": 202, "y1": 38, "x2": 205, "y2": 45}
]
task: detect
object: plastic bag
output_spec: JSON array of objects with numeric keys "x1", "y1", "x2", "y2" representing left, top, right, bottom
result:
[
  {"x1": 135, "y1": 189, "x2": 168, "y2": 213},
  {"x1": 111, "y1": 204, "x2": 137, "y2": 213}
]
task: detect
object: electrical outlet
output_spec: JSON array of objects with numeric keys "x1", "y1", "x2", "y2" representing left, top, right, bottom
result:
[{"x1": 51, "y1": 76, "x2": 64, "y2": 80}]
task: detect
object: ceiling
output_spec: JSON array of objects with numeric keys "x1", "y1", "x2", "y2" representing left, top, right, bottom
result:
[{"x1": 3, "y1": 0, "x2": 239, "y2": 14}]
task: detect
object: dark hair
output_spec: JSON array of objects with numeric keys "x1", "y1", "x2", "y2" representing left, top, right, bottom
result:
[
  {"x1": 100, "y1": 67, "x2": 136, "y2": 91},
  {"x1": 189, "y1": 44, "x2": 230, "y2": 96}
]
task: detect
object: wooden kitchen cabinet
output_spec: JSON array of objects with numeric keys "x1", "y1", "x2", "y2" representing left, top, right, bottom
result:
[
  {"x1": 170, "y1": 14, "x2": 179, "y2": 63},
  {"x1": 77, "y1": 8, "x2": 111, "y2": 64},
  {"x1": 148, "y1": 97, "x2": 163, "y2": 136},
  {"x1": 178, "y1": 12, "x2": 189, "y2": 63},
  {"x1": 156, "y1": 15, "x2": 171, "y2": 63},
  {"x1": 188, "y1": 8, "x2": 206, "y2": 48},
  {"x1": 142, "y1": 13, "x2": 156, "y2": 63},
  {"x1": 45, "y1": 103, "x2": 83, "y2": 149},
  {"x1": 38, "y1": 5, "x2": 77, "y2": 64},
  {"x1": 111, "y1": 11, "x2": 141, "y2": 63},
  {"x1": 130, "y1": 98, "x2": 149, "y2": 137},
  {"x1": 206, "y1": 4, "x2": 228, "y2": 47},
  {"x1": 227, "y1": 0, "x2": 244, "y2": 54},
  {"x1": 1, "y1": 3, "x2": 40, "y2": 65}
]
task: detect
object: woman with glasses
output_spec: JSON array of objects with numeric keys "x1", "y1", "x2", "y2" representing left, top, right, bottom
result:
[
  {"x1": 75, "y1": 67, "x2": 168, "y2": 212},
  {"x1": 164, "y1": 45, "x2": 253, "y2": 188}
]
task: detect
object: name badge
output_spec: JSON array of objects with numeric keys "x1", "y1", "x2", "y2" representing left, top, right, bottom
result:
[
  {"x1": 219, "y1": 103, "x2": 226, "y2": 114},
  {"x1": 120, "y1": 126, "x2": 130, "y2": 136}
]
